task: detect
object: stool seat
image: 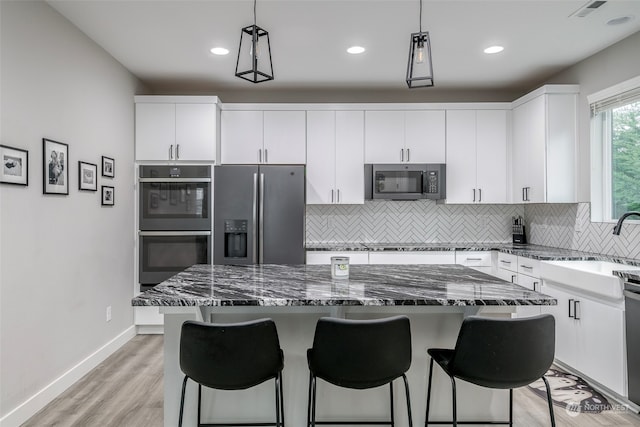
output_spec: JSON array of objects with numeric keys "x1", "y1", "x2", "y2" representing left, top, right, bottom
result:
[
  {"x1": 306, "y1": 315, "x2": 413, "y2": 427},
  {"x1": 179, "y1": 318, "x2": 285, "y2": 427},
  {"x1": 425, "y1": 314, "x2": 556, "y2": 427}
]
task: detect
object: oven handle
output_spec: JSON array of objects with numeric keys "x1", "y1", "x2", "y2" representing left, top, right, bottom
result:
[
  {"x1": 624, "y1": 289, "x2": 640, "y2": 302},
  {"x1": 139, "y1": 231, "x2": 211, "y2": 236},
  {"x1": 139, "y1": 178, "x2": 211, "y2": 183}
]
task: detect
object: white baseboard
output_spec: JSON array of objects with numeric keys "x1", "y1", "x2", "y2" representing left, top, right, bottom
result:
[
  {"x1": 136, "y1": 324, "x2": 164, "y2": 334},
  {"x1": 0, "y1": 326, "x2": 136, "y2": 427}
]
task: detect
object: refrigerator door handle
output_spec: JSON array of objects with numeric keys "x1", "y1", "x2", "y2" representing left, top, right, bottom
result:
[
  {"x1": 259, "y1": 173, "x2": 265, "y2": 263},
  {"x1": 253, "y1": 173, "x2": 258, "y2": 261}
]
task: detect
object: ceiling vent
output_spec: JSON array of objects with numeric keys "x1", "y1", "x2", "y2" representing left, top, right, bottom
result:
[{"x1": 570, "y1": 0, "x2": 607, "y2": 18}]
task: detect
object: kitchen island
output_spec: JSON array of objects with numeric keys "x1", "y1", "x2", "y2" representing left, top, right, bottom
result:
[{"x1": 132, "y1": 264, "x2": 556, "y2": 427}]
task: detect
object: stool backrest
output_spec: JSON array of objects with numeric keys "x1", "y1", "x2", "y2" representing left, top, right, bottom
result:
[
  {"x1": 449, "y1": 314, "x2": 555, "y2": 389},
  {"x1": 308, "y1": 315, "x2": 412, "y2": 389},
  {"x1": 180, "y1": 319, "x2": 283, "y2": 390}
]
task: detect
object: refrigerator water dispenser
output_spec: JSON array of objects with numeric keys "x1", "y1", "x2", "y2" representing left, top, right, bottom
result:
[{"x1": 224, "y1": 219, "x2": 248, "y2": 258}]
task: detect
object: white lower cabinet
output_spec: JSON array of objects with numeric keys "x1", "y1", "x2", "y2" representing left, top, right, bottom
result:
[
  {"x1": 495, "y1": 252, "x2": 518, "y2": 284},
  {"x1": 368, "y1": 251, "x2": 455, "y2": 264},
  {"x1": 541, "y1": 282, "x2": 626, "y2": 396},
  {"x1": 305, "y1": 251, "x2": 369, "y2": 265},
  {"x1": 455, "y1": 251, "x2": 492, "y2": 275}
]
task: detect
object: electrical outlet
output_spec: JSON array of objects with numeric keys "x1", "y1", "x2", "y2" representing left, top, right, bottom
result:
[{"x1": 106, "y1": 306, "x2": 112, "y2": 322}]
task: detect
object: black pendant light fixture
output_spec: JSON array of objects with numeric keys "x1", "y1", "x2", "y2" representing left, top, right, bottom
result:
[
  {"x1": 235, "y1": 0, "x2": 274, "y2": 83},
  {"x1": 406, "y1": 0, "x2": 434, "y2": 88}
]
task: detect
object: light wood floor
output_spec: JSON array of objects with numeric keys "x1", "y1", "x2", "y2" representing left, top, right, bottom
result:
[{"x1": 22, "y1": 335, "x2": 640, "y2": 426}]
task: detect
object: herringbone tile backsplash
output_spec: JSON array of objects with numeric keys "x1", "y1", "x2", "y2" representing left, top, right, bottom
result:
[
  {"x1": 525, "y1": 203, "x2": 640, "y2": 260},
  {"x1": 306, "y1": 201, "x2": 524, "y2": 244}
]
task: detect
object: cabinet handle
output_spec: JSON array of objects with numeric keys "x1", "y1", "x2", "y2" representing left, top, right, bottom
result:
[
  {"x1": 331, "y1": 189, "x2": 334, "y2": 203},
  {"x1": 170, "y1": 144, "x2": 174, "y2": 160},
  {"x1": 337, "y1": 189, "x2": 340, "y2": 203},
  {"x1": 533, "y1": 281, "x2": 539, "y2": 292},
  {"x1": 478, "y1": 188, "x2": 482, "y2": 202},
  {"x1": 520, "y1": 265, "x2": 533, "y2": 270},
  {"x1": 500, "y1": 260, "x2": 511, "y2": 265},
  {"x1": 522, "y1": 187, "x2": 526, "y2": 202},
  {"x1": 473, "y1": 189, "x2": 476, "y2": 202},
  {"x1": 525, "y1": 187, "x2": 531, "y2": 202},
  {"x1": 407, "y1": 148, "x2": 410, "y2": 162},
  {"x1": 511, "y1": 275, "x2": 517, "y2": 283},
  {"x1": 466, "y1": 258, "x2": 482, "y2": 261},
  {"x1": 568, "y1": 299, "x2": 574, "y2": 318},
  {"x1": 258, "y1": 149, "x2": 262, "y2": 163},
  {"x1": 401, "y1": 149, "x2": 404, "y2": 162},
  {"x1": 265, "y1": 149, "x2": 268, "y2": 163},
  {"x1": 176, "y1": 144, "x2": 180, "y2": 160},
  {"x1": 574, "y1": 300, "x2": 581, "y2": 320}
]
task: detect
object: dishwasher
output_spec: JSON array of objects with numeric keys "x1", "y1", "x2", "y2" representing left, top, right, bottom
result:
[{"x1": 625, "y1": 281, "x2": 640, "y2": 406}]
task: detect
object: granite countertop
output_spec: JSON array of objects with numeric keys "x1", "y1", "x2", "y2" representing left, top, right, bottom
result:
[
  {"x1": 305, "y1": 242, "x2": 640, "y2": 265},
  {"x1": 132, "y1": 264, "x2": 556, "y2": 307}
]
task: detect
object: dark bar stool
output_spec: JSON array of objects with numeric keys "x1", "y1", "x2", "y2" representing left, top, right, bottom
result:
[
  {"x1": 306, "y1": 315, "x2": 413, "y2": 427},
  {"x1": 424, "y1": 314, "x2": 556, "y2": 427},
  {"x1": 178, "y1": 318, "x2": 285, "y2": 427}
]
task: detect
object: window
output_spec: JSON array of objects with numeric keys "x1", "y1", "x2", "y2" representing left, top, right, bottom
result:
[{"x1": 589, "y1": 77, "x2": 640, "y2": 222}]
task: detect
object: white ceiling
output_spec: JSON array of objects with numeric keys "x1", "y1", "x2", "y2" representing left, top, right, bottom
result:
[{"x1": 47, "y1": 0, "x2": 640, "y2": 94}]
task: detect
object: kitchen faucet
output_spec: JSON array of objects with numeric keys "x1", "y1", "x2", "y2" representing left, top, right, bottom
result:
[{"x1": 612, "y1": 211, "x2": 640, "y2": 235}]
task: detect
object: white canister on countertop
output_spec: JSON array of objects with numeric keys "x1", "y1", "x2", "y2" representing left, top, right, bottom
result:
[{"x1": 331, "y1": 256, "x2": 349, "y2": 279}]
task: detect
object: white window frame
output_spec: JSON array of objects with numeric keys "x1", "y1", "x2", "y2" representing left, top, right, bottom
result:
[{"x1": 588, "y1": 75, "x2": 640, "y2": 223}]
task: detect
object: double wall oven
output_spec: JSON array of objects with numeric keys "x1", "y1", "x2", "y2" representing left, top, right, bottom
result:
[{"x1": 138, "y1": 165, "x2": 212, "y2": 290}]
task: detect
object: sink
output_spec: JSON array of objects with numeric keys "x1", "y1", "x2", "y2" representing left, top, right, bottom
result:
[{"x1": 540, "y1": 260, "x2": 640, "y2": 300}]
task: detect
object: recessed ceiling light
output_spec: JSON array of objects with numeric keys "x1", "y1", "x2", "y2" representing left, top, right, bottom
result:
[
  {"x1": 483, "y1": 46, "x2": 504, "y2": 54},
  {"x1": 347, "y1": 46, "x2": 365, "y2": 54},
  {"x1": 210, "y1": 47, "x2": 229, "y2": 55},
  {"x1": 607, "y1": 15, "x2": 634, "y2": 26}
]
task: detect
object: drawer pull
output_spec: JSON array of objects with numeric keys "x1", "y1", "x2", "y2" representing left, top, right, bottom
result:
[
  {"x1": 466, "y1": 258, "x2": 483, "y2": 261},
  {"x1": 500, "y1": 260, "x2": 512, "y2": 264},
  {"x1": 568, "y1": 299, "x2": 574, "y2": 318},
  {"x1": 520, "y1": 265, "x2": 533, "y2": 270}
]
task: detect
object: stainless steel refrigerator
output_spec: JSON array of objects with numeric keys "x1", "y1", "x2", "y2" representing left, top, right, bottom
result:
[{"x1": 214, "y1": 165, "x2": 305, "y2": 265}]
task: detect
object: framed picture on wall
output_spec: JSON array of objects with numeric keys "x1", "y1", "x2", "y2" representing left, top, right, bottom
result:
[
  {"x1": 0, "y1": 144, "x2": 28, "y2": 186},
  {"x1": 102, "y1": 156, "x2": 114, "y2": 178},
  {"x1": 43, "y1": 138, "x2": 69, "y2": 195},
  {"x1": 101, "y1": 185, "x2": 114, "y2": 206},
  {"x1": 78, "y1": 161, "x2": 97, "y2": 191}
]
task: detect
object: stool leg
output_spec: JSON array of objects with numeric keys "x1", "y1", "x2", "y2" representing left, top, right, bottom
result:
[
  {"x1": 390, "y1": 381, "x2": 395, "y2": 427},
  {"x1": 450, "y1": 376, "x2": 457, "y2": 427},
  {"x1": 279, "y1": 372, "x2": 285, "y2": 427},
  {"x1": 197, "y1": 384, "x2": 202, "y2": 427},
  {"x1": 178, "y1": 375, "x2": 188, "y2": 427},
  {"x1": 424, "y1": 357, "x2": 434, "y2": 427},
  {"x1": 275, "y1": 376, "x2": 282, "y2": 427},
  {"x1": 509, "y1": 388, "x2": 513, "y2": 427},
  {"x1": 307, "y1": 372, "x2": 313, "y2": 427},
  {"x1": 402, "y1": 373, "x2": 413, "y2": 427},
  {"x1": 542, "y1": 376, "x2": 556, "y2": 427}
]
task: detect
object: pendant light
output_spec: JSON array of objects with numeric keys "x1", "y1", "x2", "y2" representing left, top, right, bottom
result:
[
  {"x1": 235, "y1": 0, "x2": 274, "y2": 83},
  {"x1": 406, "y1": 0, "x2": 434, "y2": 88}
]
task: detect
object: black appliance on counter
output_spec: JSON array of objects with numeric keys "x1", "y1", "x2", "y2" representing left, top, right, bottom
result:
[
  {"x1": 214, "y1": 165, "x2": 305, "y2": 265},
  {"x1": 138, "y1": 165, "x2": 212, "y2": 290},
  {"x1": 512, "y1": 216, "x2": 527, "y2": 244},
  {"x1": 364, "y1": 164, "x2": 446, "y2": 200}
]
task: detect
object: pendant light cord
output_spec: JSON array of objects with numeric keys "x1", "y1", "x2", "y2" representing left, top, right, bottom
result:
[
  {"x1": 254, "y1": 0, "x2": 257, "y2": 27},
  {"x1": 419, "y1": 0, "x2": 423, "y2": 33}
]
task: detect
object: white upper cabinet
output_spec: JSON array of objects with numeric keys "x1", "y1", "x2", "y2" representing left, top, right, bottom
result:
[
  {"x1": 221, "y1": 110, "x2": 306, "y2": 164},
  {"x1": 135, "y1": 97, "x2": 219, "y2": 162},
  {"x1": 511, "y1": 85, "x2": 578, "y2": 203},
  {"x1": 365, "y1": 110, "x2": 445, "y2": 163},
  {"x1": 445, "y1": 109, "x2": 508, "y2": 204},
  {"x1": 307, "y1": 111, "x2": 364, "y2": 205}
]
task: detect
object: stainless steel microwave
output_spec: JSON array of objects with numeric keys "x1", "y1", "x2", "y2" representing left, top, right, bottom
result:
[{"x1": 364, "y1": 164, "x2": 446, "y2": 200}]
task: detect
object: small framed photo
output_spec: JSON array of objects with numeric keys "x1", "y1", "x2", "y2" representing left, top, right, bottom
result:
[
  {"x1": 101, "y1": 185, "x2": 115, "y2": 206},
  {"x1": 78, "y1": 161, "x2": 97, "y2": 191},
  {"x1": 102, "y1": 156, "x2": 114, "y2": 178},
  {"x1": 0, "y1": 144, "x2": 28, "y2": 186},
  {"x1": 43, "y1": 138, "x2": 69, "y2": 195}
]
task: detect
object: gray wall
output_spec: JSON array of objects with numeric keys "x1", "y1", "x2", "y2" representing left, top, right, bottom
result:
[
  {"x1": 542, "y1": 30, "x2": 640, "y2": 202},
  {"x1": 0, "y1": 1, "x2": 141, "y2": 423}
]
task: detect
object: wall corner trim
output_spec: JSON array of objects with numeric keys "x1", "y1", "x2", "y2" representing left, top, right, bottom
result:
[{"x1": 0, "y1": 326, "x2": 137, "y2": 427}]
